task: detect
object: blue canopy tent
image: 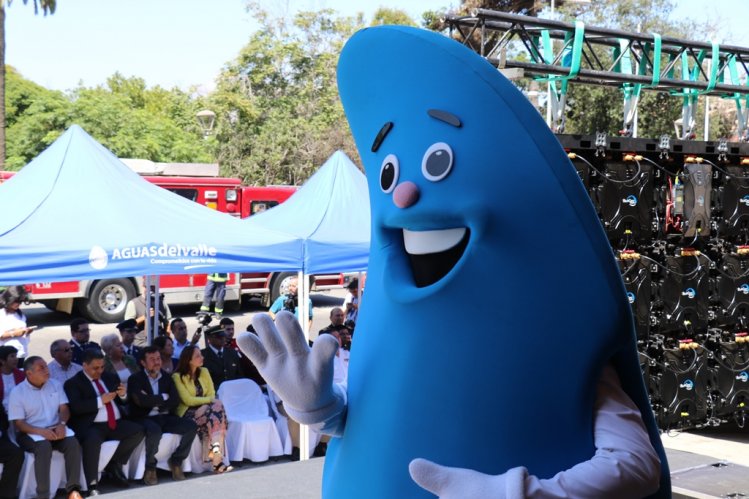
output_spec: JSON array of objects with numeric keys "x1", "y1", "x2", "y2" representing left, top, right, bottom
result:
[
  {"x1": 244, "y1": 150, "x2": 370, "y2": 274},
  {"x1": 0, "y1": 125, "x2": 304, "y2": 284},
  {"x1": 244, "y1": 150, "x2": 369, "y2": 460}
]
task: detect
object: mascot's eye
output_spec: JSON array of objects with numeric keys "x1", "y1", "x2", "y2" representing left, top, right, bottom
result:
[
  {"x1": 380, "y1": 154, "x2": 399, "y2": 193},
  {"x1": 422, "y1": 142, "x2": 453, "y2": 182}
]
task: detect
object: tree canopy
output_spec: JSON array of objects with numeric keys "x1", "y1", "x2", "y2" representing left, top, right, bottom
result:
[{"x1": 4, "y1": 0, "x2": 737, "y2": 181}]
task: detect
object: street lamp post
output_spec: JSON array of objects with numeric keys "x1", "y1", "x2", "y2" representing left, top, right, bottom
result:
[{"x1": 196, "y1": 109, "x2": 216, "y2": 138}]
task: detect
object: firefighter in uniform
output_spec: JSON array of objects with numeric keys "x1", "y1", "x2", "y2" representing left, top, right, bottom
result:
[{"x1": 200, "y1": 273, "x2": 229, "y2": 317}]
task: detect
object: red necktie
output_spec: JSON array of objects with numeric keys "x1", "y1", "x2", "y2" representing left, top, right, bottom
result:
[{"x1": 94, "y1": 379, "x2": 117, "y2": 430}]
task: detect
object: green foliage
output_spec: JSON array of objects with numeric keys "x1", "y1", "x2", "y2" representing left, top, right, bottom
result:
[
  {"x1": 68, "y1": 73, "x2": 212, "y2": 162},
  {"x1": 9, "y1": 0, "x2": 56, "y2": 15},
  {"x1": 8, "y1": 0, "x2": 737, "y2": 183},
  {"x1": 5, "y1": 67, "x2": 70, "y2": 169},
  {"x1": 371, "y1": 7, "x2": 416, "y2": 27},
  {"x1": 4, "y1": 70, "x2": 212, "y2": 169},
  {"x1": 211, "y1": 3, "x2": 363, "y2": 185}
]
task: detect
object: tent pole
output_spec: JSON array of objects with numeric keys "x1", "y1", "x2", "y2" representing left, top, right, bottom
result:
[
  {"x1": 145, "y1": 275, "x2": 153, "y2": 345},
  {"x1": 152, "y1": 275, "x2": 161, "y2": 344},
  {"x1": 298, "y1": 270, "x2": 310, "y2": 461}
]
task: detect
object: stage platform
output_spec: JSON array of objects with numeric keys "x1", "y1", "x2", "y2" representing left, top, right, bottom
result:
[{"x1": 100, "y1": 445, "x2": 749, "y2": 499}]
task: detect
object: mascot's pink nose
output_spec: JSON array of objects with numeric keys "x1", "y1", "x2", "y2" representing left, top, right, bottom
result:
[{"x1": 393, "y1": 181, "x2": 420, "y2": 208}]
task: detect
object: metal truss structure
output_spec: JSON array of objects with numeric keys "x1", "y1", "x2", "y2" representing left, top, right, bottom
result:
[{"x1": 445, "y1": 10, "x2": 749, "y2": 140}]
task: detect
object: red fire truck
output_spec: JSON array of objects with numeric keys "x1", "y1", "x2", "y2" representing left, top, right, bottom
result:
[{"x1": 1, "y1": 168, "x2": 346, "y2": 323}]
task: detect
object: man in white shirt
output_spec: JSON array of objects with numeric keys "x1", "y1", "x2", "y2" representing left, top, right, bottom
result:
[
  {"x1": 170, "y1": 318, "x2": 199, "y2": 361},
  {"x1": 9, "y1": 356, "x2": 83, "y2": 499},
  {"x1": 48, "y1": 339, "x2": 83, "y2": 384}
]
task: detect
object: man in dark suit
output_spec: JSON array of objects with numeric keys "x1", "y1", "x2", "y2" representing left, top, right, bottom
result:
[
  {"x1": 64, "y1": 350, "x2": 143, "y2": 495},
  {"x1": 201, "y1": 324, "x2": 242, "y2": 389},
  {"x1": 128, "y1": 346, "x2": 197, "y2": 486},
  {"x1": 0, "y1": 402, "x2": 24, "y2": 499},
  {"x1": 68, "y1": 318, "x2": 102, "y2": 365}
]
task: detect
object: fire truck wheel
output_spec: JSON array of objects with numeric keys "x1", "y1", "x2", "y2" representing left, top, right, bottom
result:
[
  {"x1": 270, "y1": 272, "x2": 297, "y2": 305},
  {"x1": 79, "y1": 279, "x2": 136, "y2": 323}
]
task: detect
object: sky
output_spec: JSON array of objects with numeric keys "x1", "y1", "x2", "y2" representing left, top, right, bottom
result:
[{"x1": 5, "y1": 0, "x2": 747, "y2": 94}]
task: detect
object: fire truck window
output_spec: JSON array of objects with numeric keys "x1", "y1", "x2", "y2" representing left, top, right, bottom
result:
[
  {"x1": 251, "y1": 201, "x2": 279, "y2": 214},
  {"x1": 167, "y1": 188, "x2": 198, "y2": 202}
]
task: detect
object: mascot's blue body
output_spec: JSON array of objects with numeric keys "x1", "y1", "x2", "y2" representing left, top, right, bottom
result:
[{"x1": 322, "y1": 25, "x2": 670, "y2": 498}]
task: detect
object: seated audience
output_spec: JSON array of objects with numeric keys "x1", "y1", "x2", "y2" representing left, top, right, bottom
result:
[
  {"x1": 153, "y1": 335, "x2": 177, "y2": 374},
  {"x1": 64, "y1": 350, "x2": 144, "y2": 494},
  {"x1": 9, "y1": 357, "x2": 83, "y2": 499},
  {"x1": 48, "y1": 339, "x2": 83, "y2": 384},
  {"x1": 173, "y1": 345, "x2": 231, "y2": 474},
  {"x1": 231, "y1": 320, "x2": 265, "y2": 386},
  {"x1": 0, "y1": 402, "x2": 24, "y2": 499},
  {"x1": 68, "y1": 319, "x2": 101, "y2": 365},
  {"x1": 117, "y1": 319, "x2": 142, "y2": 360},
  {"x1": 319, "y1": 307, "x2": 345, "y2": 335},
  {"x1": 101, "y1": 333, "x2": 139, "y2": 390},
  {"x1": 170, "y1": 318, "x2": 200, "y2": 361},
  {"x1": 201, "y1": 325, "x2": 242, "y2": 389},
  {"x1": 0, "y1": 345, "x2": 23, "y2": 410},
  {"x1": 127, "y1": 346, "x2": 198, "y2": 486},
  {"x1": 319, "y1": 325, "x2": 350, "y2": 384}
]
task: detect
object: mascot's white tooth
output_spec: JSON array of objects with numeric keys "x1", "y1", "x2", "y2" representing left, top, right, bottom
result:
[{"x1": 403, "y1": 228, "x2": 466, "y2": 255}]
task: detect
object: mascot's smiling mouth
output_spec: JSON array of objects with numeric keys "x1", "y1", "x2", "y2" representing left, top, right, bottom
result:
[{"x1": 403, "y1": 228, "x2": 470, "y2": 287}]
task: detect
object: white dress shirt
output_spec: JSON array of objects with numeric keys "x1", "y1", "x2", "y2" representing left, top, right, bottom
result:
[
  {"x1": 83, "y1": 373, "x2": 122, "y2": 422},
  {"x1": 8, "y1": 378, "x2": 67, "y2": 428}
]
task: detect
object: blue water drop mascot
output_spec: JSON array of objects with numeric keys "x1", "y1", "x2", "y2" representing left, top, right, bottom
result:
[{"x1": 239, "y1": 25, "x2": 670, "y2": 499}]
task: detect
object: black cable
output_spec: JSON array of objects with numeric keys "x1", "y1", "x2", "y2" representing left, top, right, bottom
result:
[
  {"x1": 698, "y1": 251, "x2": 749, "y2": 280},
  {"x1": 639, "y1": 254, "x2": 703, "y2": 279},
  {"x1": 638, "y1": 156, "x2": 675, "y2": 176},
  {"x1": 571, "y1": 153, "x2": 643, "y2": 184},
  {"x1": 701, "y1": 158, "x2": 749, "y2": 181}
]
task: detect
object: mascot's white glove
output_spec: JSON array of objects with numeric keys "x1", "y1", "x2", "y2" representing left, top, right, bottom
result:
[
  {"x1": 409, "y1": 460, "x2": 525, "y2": 499},
  {"x1": 237, "y1": 311, "x2": 347, "y2": 429}
]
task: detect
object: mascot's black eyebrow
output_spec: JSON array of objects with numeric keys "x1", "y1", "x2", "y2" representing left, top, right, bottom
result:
[
  {"x1": 427, "y1": 109, "x2": 462, "y2": 127},
  {"x1": 371, "y1": 122, "x2": 393, "y2": 152}
]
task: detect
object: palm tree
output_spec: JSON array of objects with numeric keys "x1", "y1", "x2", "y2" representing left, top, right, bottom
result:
[{"x1": 0, "y1": 0, "x2": 56, "y2": 167}]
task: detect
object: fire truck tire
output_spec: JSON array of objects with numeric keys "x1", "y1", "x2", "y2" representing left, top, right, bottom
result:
[
  {"x1": 269, "y1": 272, "x2": 296, "y2": 305},
  {"x1": 79, "y1": 279, "x2": 136, "y2": 323}
]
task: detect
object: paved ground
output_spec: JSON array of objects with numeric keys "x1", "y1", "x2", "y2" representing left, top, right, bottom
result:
[
  {"x1": 102, "y1": 457, "x2": 324, "y2": 499},
  {"x1": 93, "y1": 437, "x2": 749, "y2": 499}
]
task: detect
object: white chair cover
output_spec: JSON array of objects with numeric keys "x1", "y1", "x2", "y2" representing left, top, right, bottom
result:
[
  {"x1": 17, "y1": 440, "x2": 116, "y2": 498},
  {"x1": 266, "y1": 386, "x2": 292, "y2": 455},
  {"x1": 217, "y1": 379, "x2": 284, "y2": 462},
  {"x1": 266, "y1": 385, "x2": 322, "y2": 458}
]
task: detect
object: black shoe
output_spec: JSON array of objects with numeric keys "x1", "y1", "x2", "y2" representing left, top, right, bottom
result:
[
  {"x1": 312, "y1": 442, "x2": 327, "y2": 457},
  {"x1": 290, "y1": 446, "x2": 300, "y2": 461},
  {"x1": 87, "y1": 488, "x2": 100, "y2": 497},
  {"x1": 107, "y1": 466, "x2": 130, "y2": 488}
]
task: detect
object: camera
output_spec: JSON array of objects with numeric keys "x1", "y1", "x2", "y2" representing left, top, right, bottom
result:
[
  {"x1": 283, "y1": 294, "x2": 298, "y2": 312},
  {"x1": 196, "y1": 312, "x2": 213, "y2": 327}
]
